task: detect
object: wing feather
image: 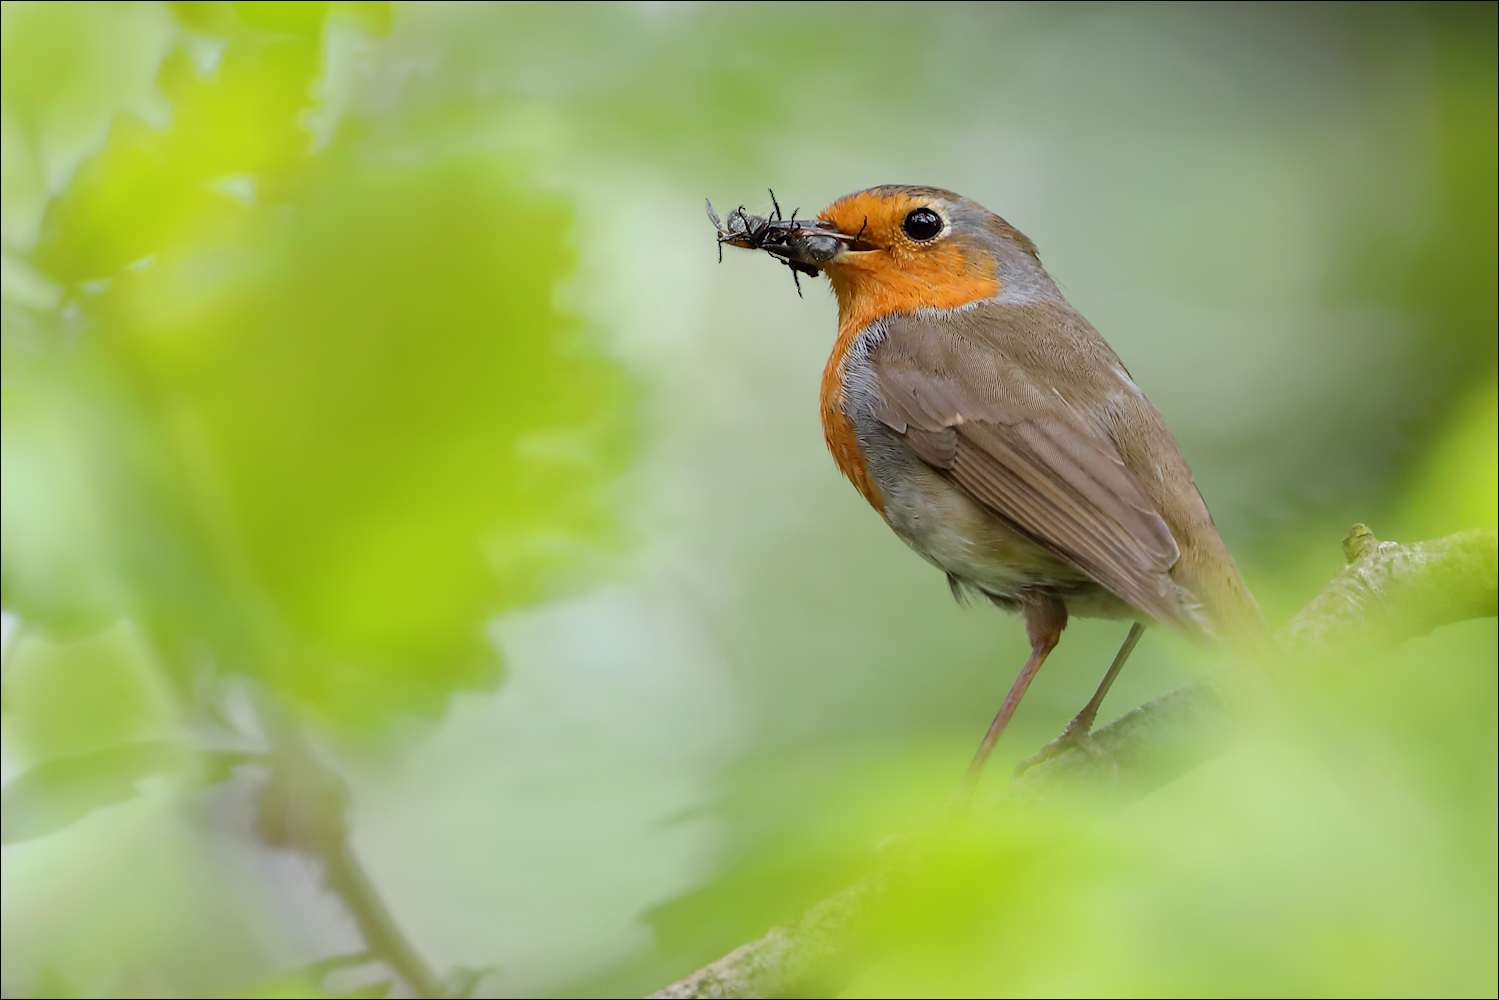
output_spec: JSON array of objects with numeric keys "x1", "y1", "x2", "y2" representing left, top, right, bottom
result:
[{"x1": 873, "y1": 324, "x2": 1193, "y2": 633}]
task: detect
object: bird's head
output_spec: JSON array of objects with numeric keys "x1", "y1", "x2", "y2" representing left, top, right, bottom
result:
[{"x1": 713, "y1": 185, "x2": 1045, "y2": 333}]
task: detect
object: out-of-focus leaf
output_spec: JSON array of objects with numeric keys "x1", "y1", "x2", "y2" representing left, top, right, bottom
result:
[
  {"x1": 0, "y1": 341, "x2": 247, "y2": 655},
  {"x1": 229, "y1": 2, "x2": 330, "y2": 38},
  {"x1": 2, "y1": 361, "x2": 136, "y2": 635},
  {"x1": 1403, "y1": 375, "x2": 1499, "y2": 537},
  {"x1": 331, "y1": 2, "x2": 392, "y2": 37},
  {"x1": 0, "y1": 740, "x2": 188, "y2": 844},
  {"x1": 30, "y1": 968, "x2": 77, "y2": 1000},
  {"x1": 234, "y1": 953, "x2": 388, "y2": 999},
  {"x1": 8, "y1": 6, "x2": 634, "y2": 728},
  {"x1": 35, "y1": 36, "x2": 321, "y2": 280},
  {"x1": 0, "y1": 2, "x2": 172, "y2": 248},
  {"x1": 87, "y1": 146, "x2": 630, "y2": 725},
  {"x1": 1, "y1": 621, "x2": 185, "y2": 762}
]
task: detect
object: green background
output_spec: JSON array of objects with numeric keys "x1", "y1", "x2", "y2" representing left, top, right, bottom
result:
[{"x1": 2, "y1": 2, "x2": 1494, "y2": 996}]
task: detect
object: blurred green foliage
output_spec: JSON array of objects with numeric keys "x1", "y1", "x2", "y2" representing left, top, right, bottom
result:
[
  {"x1": 823, "y1": 612, "x2": 1498, "y2": 998},
  {"x1": 4, "y1": 0, "x2": 631, "y2": 739},
  {"x1": 1, "y1": 2, "x2": 1494, "y2": 998}
]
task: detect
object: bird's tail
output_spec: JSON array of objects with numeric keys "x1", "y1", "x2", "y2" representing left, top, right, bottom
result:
[{"x1": 1182, "y1": 538, "x2": 1282, "y2": 672}]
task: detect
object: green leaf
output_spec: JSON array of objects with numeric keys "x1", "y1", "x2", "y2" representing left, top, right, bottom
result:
[
  {"x1": 233, "y1": 953, "x2": 388, "y2": 999},
  {"x1": 0, "y1": 741, "x2": 188, "y2": 844},
  {"x1": 0, "y1": 621, "x2": 186, "y2": 762},
  {"x1": 88, "y1": 147, "x2": 631, "y2": 725},
  {"x1": 6, "y1": 8, "x2": 634, "y2": 730}
]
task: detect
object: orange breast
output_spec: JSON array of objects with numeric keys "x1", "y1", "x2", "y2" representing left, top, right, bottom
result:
[
  {"x1": 816, "y1": 195, "x2": 1000, "y2": 516},
  {"x1": 820, "y1": 318, "x2": 886, "y2": 513}
]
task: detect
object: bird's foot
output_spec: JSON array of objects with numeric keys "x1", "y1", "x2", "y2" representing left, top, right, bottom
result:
[{"x1": 1013, "y1": 717, "x2": 1117, "y2": 782}]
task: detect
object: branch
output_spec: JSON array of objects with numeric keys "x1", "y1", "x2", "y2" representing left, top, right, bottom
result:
[
  {"x1": 251, "y1": 693, "x2": 452, "y2": 999},
  {"x1": 647, "y1": 526, "x2": 1498, "y2": 999},
  {"x1": 647, "y1": 869, "x2": 902, "y2": 1000},
  {"x1": 1014, "y1": 525, "x2": 1497, "y2": 802},
  {"x1": 1278, "y1": 524, "x2": 1497, "y2": 656}
]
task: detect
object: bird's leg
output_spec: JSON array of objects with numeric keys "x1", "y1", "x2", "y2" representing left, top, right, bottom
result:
[
  {"x1": 1014, "y1": 621, "x2": 1145, "y2": 780},
  {"x1": 960, "y1": 594, "x2": 1068, "y2": 798}
]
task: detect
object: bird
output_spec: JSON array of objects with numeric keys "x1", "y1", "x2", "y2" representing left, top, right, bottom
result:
[{"x1": 710, "y1": 185, "x2": 1275, "y2": 792}]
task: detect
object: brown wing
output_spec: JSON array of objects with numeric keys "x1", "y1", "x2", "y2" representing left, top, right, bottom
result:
[{"x1": 871, "y1": 310, "x2": 1197, "y2": 635}]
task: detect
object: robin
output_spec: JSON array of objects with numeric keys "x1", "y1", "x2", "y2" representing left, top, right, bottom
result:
[{"x1": 710, "y1": 186, "x2": 1275, "y2": 791}]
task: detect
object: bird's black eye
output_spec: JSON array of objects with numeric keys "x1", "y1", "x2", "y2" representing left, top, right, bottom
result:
[{"x1": 901, "y1": 207, "x2": 943, "y2": 242}]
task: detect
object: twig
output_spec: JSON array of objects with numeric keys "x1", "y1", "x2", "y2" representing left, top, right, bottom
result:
[{"x1": 251, "y1": 693, "x2": 449, "y2": 999}]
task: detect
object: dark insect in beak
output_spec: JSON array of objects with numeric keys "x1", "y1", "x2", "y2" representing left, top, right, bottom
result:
[{"x1": 706, "y1": 189, "x2": 857, "y2": 297}]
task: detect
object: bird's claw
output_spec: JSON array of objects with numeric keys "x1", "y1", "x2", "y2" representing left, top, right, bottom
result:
[{"x1": 1014, "y1": 718, "x2": 1118, "y2": 782}]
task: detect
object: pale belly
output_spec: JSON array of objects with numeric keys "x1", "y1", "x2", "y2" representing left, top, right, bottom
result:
[{"x1": 858, "y1": 420, "x2": 1138, "y2": 621}]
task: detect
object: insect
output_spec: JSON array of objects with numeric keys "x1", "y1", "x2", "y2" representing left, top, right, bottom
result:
[{"x1": 707, "y1": 189, "x2": 846, "y2": 295}]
